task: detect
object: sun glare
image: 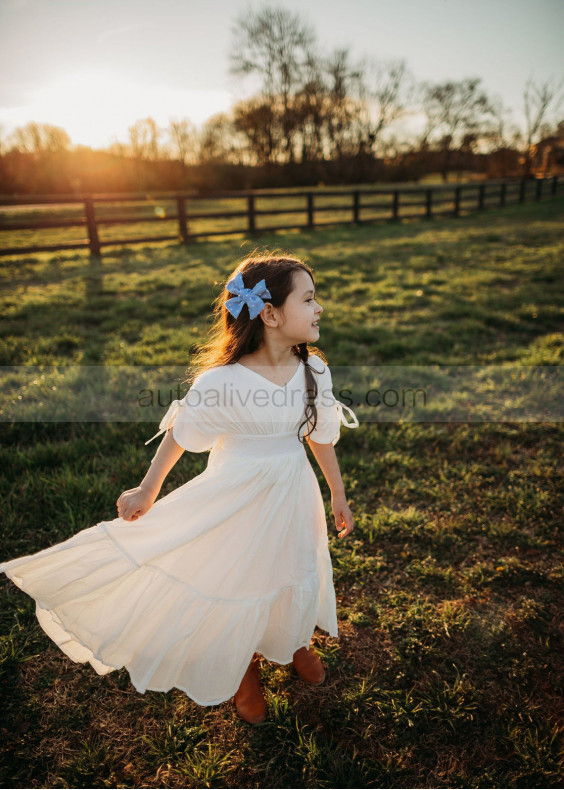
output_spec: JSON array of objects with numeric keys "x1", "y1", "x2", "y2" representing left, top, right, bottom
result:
[{"x1": 0, "y1": 70, "x2": 231, "y2": 149}]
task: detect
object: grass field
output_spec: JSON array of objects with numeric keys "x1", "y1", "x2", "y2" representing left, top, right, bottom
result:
[{"x1": 1, "y1": 196, "x2": 563, "y2": 788}]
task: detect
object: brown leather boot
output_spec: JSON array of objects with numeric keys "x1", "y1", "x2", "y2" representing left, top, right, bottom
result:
[
  {"x1": 292, "y1": 645, "x2": 326, "y2": 684},
  {"x1": 234, "y1": 653, "x2": 267, "y2": 724}
]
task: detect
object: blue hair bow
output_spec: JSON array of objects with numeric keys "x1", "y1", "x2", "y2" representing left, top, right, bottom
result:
[{"x1": 224, "y1": 271, "x2": 271, "y2": 320}]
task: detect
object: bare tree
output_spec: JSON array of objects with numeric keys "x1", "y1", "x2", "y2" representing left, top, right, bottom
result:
[
  {"x1": 199, "y1": 113, "x2": 246, "y2": 165},
  {"x1": 482, "y1": 94, "x2": 516, "y2": 151},
  {"x1": 128, "y1": 117, "x2": 160, "y2": 161},
  {"x1": 291, "y1": 45, "x2": 330, "y2": 162},
  {"x1": 9, "y1": 122, "x2": 42, "y2": 153},
  {"x1": 233, "y1": 97, "x2": 278, "y2": 165},
  {"x1": 416, "y1": 83, "x2": 444, "y2": 152},
  {"x1": 355, "y1": 59, "x2": 413, "y2": 156},
  {"x1": 418, "y1": 77, "x2": 493, "y2": 180},
  {"x1": 168, "y1": 118, "x2": 199, "y2": 166},
  {"x1": 522, "y1": 74, "x2": 564, "y2": 176},
  {"x1": 9, "y1": 122, "x2": 71, "y2": 153},
  {"x1": 379, "y1": 132, "x2": 413, "y2": 163},
  {"x1": 230, "y1": 5, "x2": 315, "y2": 163},
  {"x1": 323, "y1": 48, "x2": 364, "y2": 160},
  {"x1": 44, "y1": 126, "x2": 71, "y2": 153},
  {"x1": 476, "y1": 94, "x2": 523, "y2": 177},
  {"x1": 106, "y1": 138, "x2": 128, "y2": 157}
]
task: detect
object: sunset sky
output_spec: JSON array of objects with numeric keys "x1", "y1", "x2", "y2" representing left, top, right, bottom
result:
[{"x1": 0, "y1": 0, "x2": 562, "y2": 149}]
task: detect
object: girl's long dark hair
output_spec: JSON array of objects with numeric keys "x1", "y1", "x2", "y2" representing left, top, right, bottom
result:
[{"x1": 184, "y1": 250, "x2": 327, "y2": 443}]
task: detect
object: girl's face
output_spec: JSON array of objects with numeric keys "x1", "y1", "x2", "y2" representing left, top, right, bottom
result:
[{"x1": 276, "y1": 269, "x2": 323, "y2": 344}]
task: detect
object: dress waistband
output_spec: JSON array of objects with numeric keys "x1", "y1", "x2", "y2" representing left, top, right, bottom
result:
[{"x1": 217, "y1": 430, "x2": 305, "y2": 458}]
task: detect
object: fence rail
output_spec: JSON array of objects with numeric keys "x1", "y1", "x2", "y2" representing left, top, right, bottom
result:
[{"x1": 0, "y1": 176, "x2": 561, "y2": 257}]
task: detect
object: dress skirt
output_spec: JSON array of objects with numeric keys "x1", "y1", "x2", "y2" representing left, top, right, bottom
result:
[{"x1": 0, "y1": 355, "x2": 358, "y2": 706}]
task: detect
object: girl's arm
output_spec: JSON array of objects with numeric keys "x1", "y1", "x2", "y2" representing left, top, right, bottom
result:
[
  {"x1": 305, "y1": 437, "x2": 354, "y2": 538},
  {"x1": 117, "y1": 429, "x2": 185, "y2": 521},
  {"x1": 140, "y1": 428, "x2": 185, "y2": 495}
]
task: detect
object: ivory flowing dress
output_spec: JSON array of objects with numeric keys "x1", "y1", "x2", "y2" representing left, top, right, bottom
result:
[{"x1": 0, "y1": 354, "x2": 359, "y2": 706}]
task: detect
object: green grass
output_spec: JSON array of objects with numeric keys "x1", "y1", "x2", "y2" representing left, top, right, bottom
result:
[{"x1": 1, "y1": 196, "x2": 563, "y2": 788}]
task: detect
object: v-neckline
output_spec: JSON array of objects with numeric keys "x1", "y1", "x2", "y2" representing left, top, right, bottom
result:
[{"x1": 235, "y1": 359, "x2": 303, "y2": 389}]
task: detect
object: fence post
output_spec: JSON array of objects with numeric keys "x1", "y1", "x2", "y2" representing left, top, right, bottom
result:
[
  {"x1": 248, "y1": 195, "x2": 256, "y2": 234},
  {"x1": 392, "y1": 190, "x2": 400, "y2": 221},
  {"x1": 425, "y1": 189, "x2": 433, "y2": 219},
  {"x1": 307, "y1": 193, "x2": 314, "y2": 228},
  {"x1": 535, "y1": 178, "x2": 542, "y2": 201},
  {"x1": 519, "y1": 179, "x2": 526, "y2": 203},
  {"x1": 84, "y1": 197, "x2": 101, "y2": 256},
  {"x1": 478, "y1": 184, "x2": 485, "y2": 211},
  {"x1": 453, "y1": 186, "x2": 461, "y2": 217},
  {"x1": 353, "y1": 190, "x2": 360, "y2": 224},
  {"x1": 499, "y1": 182, "x2": 506, "y2": 208},
  {"x1": 552, "y1": 175, "x2": 558, "y2": 196},
  {"x1": 177, "y1": 196, "x2": 189, "y2": 244}
]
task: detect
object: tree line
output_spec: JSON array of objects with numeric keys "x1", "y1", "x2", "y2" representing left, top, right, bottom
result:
[{"x1": 1, "y1": 6, "x2": 563, "y2": 194}]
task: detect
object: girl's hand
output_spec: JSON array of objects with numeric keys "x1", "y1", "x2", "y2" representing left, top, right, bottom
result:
[
  {"x1": 116, "y1": 484, "x2": 158, "y2": 522},
  {"x1": 331, "y1": 492, "x2": 354, "y2": 539}
]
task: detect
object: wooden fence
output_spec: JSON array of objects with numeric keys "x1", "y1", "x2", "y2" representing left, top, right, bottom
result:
[{"x1": 0, "y1": 175, "x2": 561, "y2": 257}]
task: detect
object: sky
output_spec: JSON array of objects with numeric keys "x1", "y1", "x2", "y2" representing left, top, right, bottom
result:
[{"x1": 0, "y1": 0, "x2": 562, "y2": 149}]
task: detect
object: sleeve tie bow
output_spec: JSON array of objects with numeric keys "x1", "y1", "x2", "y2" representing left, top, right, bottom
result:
[
  {"x1": 335, "y1": 400, "x2": 360, "y2": 428},
  {"x1": 145, "y1": 399, "x2": 181, "y2": 446}
]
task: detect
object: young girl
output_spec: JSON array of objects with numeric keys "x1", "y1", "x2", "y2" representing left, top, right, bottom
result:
[{"x1": 0, "y1": 252, "x2": 359, "y2": 725}]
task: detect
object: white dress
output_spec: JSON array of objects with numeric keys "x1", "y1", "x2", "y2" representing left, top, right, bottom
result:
[{"x1": 0, "y1": 354, "x2": 359, "y2": 706}]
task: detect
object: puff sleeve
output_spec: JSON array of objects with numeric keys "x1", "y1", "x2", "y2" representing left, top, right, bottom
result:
[
  {"x1": 305, "y1": 357, "x2": 359, "y2": 446},
  {"x1": 144, "y1": 371, "x2": 224, "y2": 454}
]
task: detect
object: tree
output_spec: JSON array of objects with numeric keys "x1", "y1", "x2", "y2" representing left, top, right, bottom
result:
[
  {"x1": 128, "y1": 117, "x2": 160, "y2": 161},
  {"x1": 8, "y1": 122, "x2": 71, "y2": 154},
  {"x1": 482, "y1": 95, "x2": 517, "y2": 151},
  {"x1": 199, "y1": 113, "x2": 245, "y2": 165},
  {"x1": 233, "y1": 98, "x2": 277, "y2": 165},
  {"x1": 522, "y1": 74, "x2": 564, "y2": 177},
  {"x1": 106, "y1": 139, "x2": 128, "y2": 158},
  {"x1": 230, "y1": 5, "x2": 315, "y2": 163},
  {"x1": 355, "y1": 59, "x2": 413, "y2": 156},
  {"x1": 418, "y1": 77, "x2": 493, "y2": 181},
  {"x1": 289, "y1": 45, "x2": 333, "y2": 163},
  {"x1": 417, "y1": 83, "x2": 444, "y2": 152},
  {"x1": 323, "y1": 48, "x2": 364, "y2": 160},
  {"x1": 168, "y1": 118, "x2": 199, "y2": 166},
  {"x1": 479, "y1": 95, "x2": 522, "y2": 177}
]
